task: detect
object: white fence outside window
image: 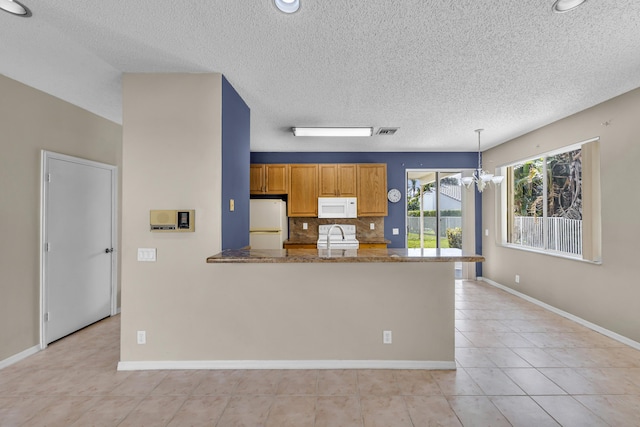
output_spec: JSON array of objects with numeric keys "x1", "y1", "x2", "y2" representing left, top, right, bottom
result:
[
  {"x1": 512, "y1": 216, "x2": 582, "y2": 256},
  {"x1": 407, "y1": 216, "x2": 462, "y2": 237}
]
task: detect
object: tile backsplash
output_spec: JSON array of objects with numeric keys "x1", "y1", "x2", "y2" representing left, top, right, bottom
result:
[{"x1": 289, "y1": 217, "x2": 385, "y2": 242}]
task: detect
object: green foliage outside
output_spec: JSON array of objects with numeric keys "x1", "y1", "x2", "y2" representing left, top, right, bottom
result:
[
  {"x1": 407, "y1": 197, "x2": 420, "y2": 211},
  {"x1": 406, "y1": 179, "x2": 434, "y2": 211},
  {"x1": 512, "y1": 149, "x2": 582, "y2": 220},
  {"x1": 446, "y1": 227, "x2": 462, "y2": 249},
  {"x1": 406, "y1": 232, "x2": 450, "y2": 249},
  {"x1": 406, "y1": 176, "x2": 463, "y2": 249},
  {"x1": 512, "y1": 158, "x2": 544, "y2": 217}
]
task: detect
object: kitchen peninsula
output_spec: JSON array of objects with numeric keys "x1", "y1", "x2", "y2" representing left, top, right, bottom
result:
[{"x1": 202, "y1": 248, "x2": 483, "y2": 370}]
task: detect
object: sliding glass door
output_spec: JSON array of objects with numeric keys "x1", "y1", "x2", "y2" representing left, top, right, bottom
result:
[
  {"x1": 406, "y1": 170, "x2": 462, "y2": 249},
  {"x1": 406, "y1": 170, "x2": 463, "y2": 277}
]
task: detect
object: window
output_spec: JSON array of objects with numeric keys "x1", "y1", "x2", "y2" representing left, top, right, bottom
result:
[{"x1": 501, "y1": 138, "x2": 601, "y2": 262}]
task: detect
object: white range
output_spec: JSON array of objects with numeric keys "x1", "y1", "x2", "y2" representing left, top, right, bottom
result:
[{"x1": 317, "y1": 224, "x2": 359, "y2": 249}]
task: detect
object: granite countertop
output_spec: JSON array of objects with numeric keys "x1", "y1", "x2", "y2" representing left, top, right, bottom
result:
[{"x1": 207, "y1": 248, "x2": 484, "y2": 263}]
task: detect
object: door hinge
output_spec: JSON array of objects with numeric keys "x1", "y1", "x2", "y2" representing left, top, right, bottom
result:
[
  {"x1": 44, "y1": 312, "x2": 49, "y2": 322},
  {"x1": 46, "y1": 173, "x2": 51, "y2": 182},
  {"x1": 45, "y1": 242, "x2": 50, "y2": 252}
]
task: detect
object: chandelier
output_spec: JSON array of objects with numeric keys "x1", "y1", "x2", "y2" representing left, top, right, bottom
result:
[{"x1": 461, "y1": 129, "x2": 504, "y2": 192}]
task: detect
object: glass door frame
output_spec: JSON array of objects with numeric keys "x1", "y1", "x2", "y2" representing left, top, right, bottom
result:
[{"x1": 405, "y1": 169, "x2": 463, "y2": 249}]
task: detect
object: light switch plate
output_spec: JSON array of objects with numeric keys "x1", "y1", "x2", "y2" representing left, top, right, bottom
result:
[
  {"x1": 137, "y1": 248, "x2": 156, "y2": 262},
  {"x1": 392, "y1": 228, "x2": 399, "y2": 235},
  {"x1": 230, "y1": 199, "x2": 235, "y2": 211},
  {"x1": 370, "y1": 223, "x2": 375, "y2": 230},
  {"x1": 303, "y1": 222, "x2": 308, "y2": 230}
]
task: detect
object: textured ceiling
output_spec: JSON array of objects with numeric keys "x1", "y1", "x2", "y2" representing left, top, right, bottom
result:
[{"x1": 2, "y1": 1, "x2": 639, "y2": 152}]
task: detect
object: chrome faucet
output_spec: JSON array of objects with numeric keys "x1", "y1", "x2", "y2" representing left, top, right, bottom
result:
[{"x1": 326, "y1": 224, "x2": 345, "y2": 250}]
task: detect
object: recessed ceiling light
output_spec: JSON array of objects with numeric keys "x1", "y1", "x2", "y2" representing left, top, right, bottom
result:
[
  {"x1": 0, "y1": 0, "x2": 32, "y2": 17},
  {"x1": 292, "y1": 127, "x2": 373, "y2": 137},
  {"x1": 274, "y1": 0, "x2": 300, "y2": 14},
  {"x1": 552, "y1": 0, "x2": 587, "y2": 13}
]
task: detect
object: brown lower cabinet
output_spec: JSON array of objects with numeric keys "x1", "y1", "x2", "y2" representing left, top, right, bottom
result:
[{"x1": 358, "y1": 243, "x2": 388, "y2": 249}]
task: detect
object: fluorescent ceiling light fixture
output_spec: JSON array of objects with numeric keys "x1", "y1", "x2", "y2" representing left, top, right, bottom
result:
[
  {"x1": 0, "y1": 0, "x2": 31, "y2": 16},
  {"x1": 275, "y1": 0, "x2": 300, "y2": 14},
  {"x1": 552, "y1": 0, "x2": 587, "y2": 13},
  {"x1": 292, "y1": 127, "x2": 373, "y2": 137}
]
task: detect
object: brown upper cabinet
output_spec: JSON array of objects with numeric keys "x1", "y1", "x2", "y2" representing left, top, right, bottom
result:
[
  {"x1": 318, "y1": 164, "x2": 357, "y2": 197},
  {"x1": 357, "y1": 164, "x2": 388, "y2": 217},
  {"x1": 250, "y1": 164, "x2": 288, "y2": 194},
  {"x1": 288, "y1": 164, "x2": 319, "y2": 217}
]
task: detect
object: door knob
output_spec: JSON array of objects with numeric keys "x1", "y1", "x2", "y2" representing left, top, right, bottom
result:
[{"x1": 105, "y1": 248, "x2": 114, "y2": 253}]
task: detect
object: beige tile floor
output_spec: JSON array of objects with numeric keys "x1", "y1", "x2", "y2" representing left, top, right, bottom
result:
[{"x1": 1, "y1": 280, "x2": 640, "y2": 426}]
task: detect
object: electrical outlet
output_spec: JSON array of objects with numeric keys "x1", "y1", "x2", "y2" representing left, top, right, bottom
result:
[
  {"x1": 137, "y1": 248, "x2": 156, "y2": 262},
  {"x1": 383, "y1": 330, "x2": 392, "y2": 344},
  {"x1": 515, "y1": 274, "x2": 520, "y2": 284},
  {"x1": 370, "y1": 223, "x2": 375, "y2": 230},
  {"x1": 485, "y1": 229, "x2": 489, "y2": 236},
  {"x1": 137, "y1": 330, "x2": 146, "y2": 344},
  {"x1": 392, "y1": 228, "x2": 399, "y2": 235},
  {"x1": 302, "y1": 222, "x2": 308, "y2": 230}
]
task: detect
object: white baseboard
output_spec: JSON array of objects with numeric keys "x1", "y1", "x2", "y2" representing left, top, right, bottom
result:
[
  {"x1": 0, "y1": 345, "x2": 40, "y2": 370},
  {"x1": 117, "y1": 359, "x2": 456, "y2": 371},
  {"x1": 479, "y1": 277, "x2": 640, "y2": 351}
]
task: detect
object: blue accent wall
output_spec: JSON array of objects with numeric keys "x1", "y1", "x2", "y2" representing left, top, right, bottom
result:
[
  {"x1": 221, "y1": 76, "x2": 250, "y2": 249},
  {"x1": 251, "y1": 152, "x2": 482, "y2": 254}
]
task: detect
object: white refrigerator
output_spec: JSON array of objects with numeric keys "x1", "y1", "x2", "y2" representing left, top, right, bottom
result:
[{"x1": 250, "y1": 199, "x2": 288, "y2": 249}]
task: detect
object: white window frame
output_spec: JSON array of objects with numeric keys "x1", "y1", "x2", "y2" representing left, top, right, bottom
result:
[{"x1": 497, "y1": 137, "x2": 601, "y2": 263}]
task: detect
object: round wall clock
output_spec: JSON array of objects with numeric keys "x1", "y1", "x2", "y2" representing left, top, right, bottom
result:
[{"x1": 387, "y1": 188, "x2": 402, "y2": 203}]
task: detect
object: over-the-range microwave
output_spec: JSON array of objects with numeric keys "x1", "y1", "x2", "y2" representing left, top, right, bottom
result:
[{"x1": 317, "y1": 197, "x2": 357, "y2": 218}]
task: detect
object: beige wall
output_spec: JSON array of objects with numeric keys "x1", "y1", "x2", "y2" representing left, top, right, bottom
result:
[
  {"x1": 482, "y1": 87, "x2": 640, "y2": 343},
  {"x1": 0, "y1": 74, "x2": 122, "y2": 361},
  {"x1": 120, "y1": 262, "x2": 454, "y2": 365},
  {"x1": 120, "y1": 73, "x2": 223, "y2": 361}
]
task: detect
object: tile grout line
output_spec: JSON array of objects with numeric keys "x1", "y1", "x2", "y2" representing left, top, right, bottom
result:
[{"x1": 355, "y1": 370, "x2": 365, "y2": 427}]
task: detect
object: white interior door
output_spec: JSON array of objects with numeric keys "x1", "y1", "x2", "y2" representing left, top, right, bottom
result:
[{"x1": 42, "y1": 152, "x2": 116, "y2": 344}]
